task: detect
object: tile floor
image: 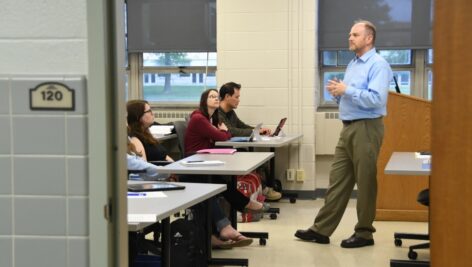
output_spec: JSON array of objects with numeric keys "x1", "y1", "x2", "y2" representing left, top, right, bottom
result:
[{"x1": 212, "y1": 199, "x2": 430, "y2": 267}]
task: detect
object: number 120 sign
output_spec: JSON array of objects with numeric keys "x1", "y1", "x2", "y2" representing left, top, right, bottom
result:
[{"x1": 30, "y1": 82, "x2": 75, "y2": 111}]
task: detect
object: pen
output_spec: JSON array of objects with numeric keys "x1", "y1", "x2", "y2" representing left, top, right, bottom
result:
[
  {"x1": 187, "y1": 160, "x2": 204, "y2": 163},
  {"x1": 128, "y1": 192, "x2": 147, "y2": 196}
]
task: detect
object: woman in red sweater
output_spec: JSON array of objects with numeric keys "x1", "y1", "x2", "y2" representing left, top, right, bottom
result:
[{"x1": 185, "y1": 89, "x2": 231, "y2": 155}]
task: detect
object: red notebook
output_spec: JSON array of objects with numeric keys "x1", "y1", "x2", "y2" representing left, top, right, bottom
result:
[{"x1": 196, "y1": 148, "x2": 237, "y2": 154}]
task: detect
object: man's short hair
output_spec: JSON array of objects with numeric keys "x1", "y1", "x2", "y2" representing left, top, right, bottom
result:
[
  {"x1": 219, "y1": 82, "x2": 241, "y2": 99},
  {"x1": 354, "y1": 19, "x2": 376, "y2": 44}
]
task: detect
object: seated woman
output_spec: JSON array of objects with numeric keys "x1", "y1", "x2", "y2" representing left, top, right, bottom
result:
[
  {"x1": 127, "y1": 99, "x2": 174, "y2": 163},
  {"x1": 184, "y1": 89, "x2": 265, "y2": 213}
]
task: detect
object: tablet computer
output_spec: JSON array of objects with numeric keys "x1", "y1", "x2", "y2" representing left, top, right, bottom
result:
[{"x1": 128, "y1": 182, "x2": 185, "y2": 192}]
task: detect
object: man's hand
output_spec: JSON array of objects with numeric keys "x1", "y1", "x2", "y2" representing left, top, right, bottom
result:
[
  {"x1": 326, "y1": 78, "x2": 347, "y2": 97},
  {"x1": 260, "y1": 127, "x2": 272, "y2": 135},
  {"x1": 218, "y1": 122, "x2": 228, "y2": 132}
]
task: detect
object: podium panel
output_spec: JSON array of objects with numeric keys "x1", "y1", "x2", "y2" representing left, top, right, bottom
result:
[{"x1": 376, "y1": 92, "x2": 430, "y2": 221}]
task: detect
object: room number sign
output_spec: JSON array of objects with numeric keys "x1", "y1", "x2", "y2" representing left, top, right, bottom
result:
[{"x1": 30, "y1": 82, "x2": 75, "y2": 111}]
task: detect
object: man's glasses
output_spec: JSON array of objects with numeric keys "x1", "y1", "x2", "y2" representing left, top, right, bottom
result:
[{"x1": 144, "y1": 109, "x2": 153, "y2": 114}]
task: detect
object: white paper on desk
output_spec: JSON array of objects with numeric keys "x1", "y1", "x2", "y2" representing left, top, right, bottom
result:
[
  {"x1": 415, "y1": 152, "x2": 431, "y2": 159},
  {"x1": 180, "y1": 160, "x2": 225, "y2": 166},
  {"x1": 260, "y1": 136, "x2": 281, "y2": 141},
  {"x1": 128, "y1": 214, "x2": 157, "y2": 223},
  {"x1": 127, "y1": 192, "x2": 167, "y2": 198},
  {"x1": 149, "y1": 125, "x2": 174, "y2": 135}
]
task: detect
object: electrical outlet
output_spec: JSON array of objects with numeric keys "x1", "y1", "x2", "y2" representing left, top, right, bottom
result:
[
  {"x1": 286, "y1": 169, "x2": 295, "y2": 181},
  {"x1": 296, "y1": 169, "x2": 305, "y2": 182}
]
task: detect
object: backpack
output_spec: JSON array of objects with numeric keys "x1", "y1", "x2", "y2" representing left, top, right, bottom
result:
[
  {"x1": 237, "y1": 171, "x2": 265, "y2": 222},
  {"x1": 170, "y1": 208, "x2": 206, "y2": 267}
]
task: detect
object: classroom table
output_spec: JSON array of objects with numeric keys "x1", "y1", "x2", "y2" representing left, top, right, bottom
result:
[
  {"x1": 156, "y1": 152, "x2": 274, "y2": 266},
  {"x1": 128, "y1": 181, "x2": 226, "y2": 267}
]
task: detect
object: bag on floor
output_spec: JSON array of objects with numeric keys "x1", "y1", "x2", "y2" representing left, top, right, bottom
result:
[
  {"x1": 170, "y1": 208, "x2": 206, "y2": 267},
  {"x1": 237, "y1": 171, "x2": 265, "y2": 222}
]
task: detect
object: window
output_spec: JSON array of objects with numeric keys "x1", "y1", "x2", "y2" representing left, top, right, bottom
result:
[{"x1": 128, "y1": 52, "x2": 217, "y2": 105}]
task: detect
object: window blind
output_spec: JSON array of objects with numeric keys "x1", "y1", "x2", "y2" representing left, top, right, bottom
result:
[
  {"x1": 318, "y1": 0, "x2": 433, "y2": 50},
  {"x1": 127, "y1": 0, "x2": 216, "y2": 52}
]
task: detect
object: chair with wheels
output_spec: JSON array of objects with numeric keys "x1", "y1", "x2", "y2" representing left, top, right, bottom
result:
[{"x1": 394, "y1": 189, "x2": 430, "y2": 260}]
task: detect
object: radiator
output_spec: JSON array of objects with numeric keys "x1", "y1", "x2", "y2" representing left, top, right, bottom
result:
[
  {"x1": 153, "y1": 110, "x2": 191, "y2": 123},
  {"x1": 315, "y1": 112, "x2": 343, "y2": 155}
]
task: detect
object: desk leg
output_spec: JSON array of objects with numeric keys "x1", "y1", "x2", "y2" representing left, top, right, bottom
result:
[
  {"x1": 267, "y1": 147, "x2": 298, "y2": 202},
  {"x1": 128, "y1": 231, "x2": 138, "y2": 267},
  {"x1": 161, "y1": 217, "x2": 171, "y2": 267},
  {"x1": 230, "y1": 175, "x2": 238, "y2": 229},
  {"x1": 205, "y1": 200, "x2": 212, "y2": 264}
]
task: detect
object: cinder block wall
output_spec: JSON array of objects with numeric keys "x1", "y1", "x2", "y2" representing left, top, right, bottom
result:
[
  {"x1": 217, "y1": 0, "x2": 318, "y2": 192},
  {"x1": 0, "y1": 1, "x2": 89, "y2": 267}
]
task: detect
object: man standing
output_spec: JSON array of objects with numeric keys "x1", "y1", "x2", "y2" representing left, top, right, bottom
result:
[
  {"x1": 218, "y1": 82, "x2": 281, "y2": 201},
  {"x1": 295, "y1": 20, "x2": 392, "y2": 248}
]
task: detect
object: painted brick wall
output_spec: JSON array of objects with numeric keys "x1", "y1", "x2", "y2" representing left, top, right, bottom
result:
[
  {"x1": 217, "y1": 0, "x2": 318, "y2": 191},
  {"x1": 0, "y1": 1, "x2": 88, "y2": 267}
]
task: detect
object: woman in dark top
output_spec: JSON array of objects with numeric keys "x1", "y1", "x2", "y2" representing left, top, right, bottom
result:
[{"x1": 127, "y1": 100, "x2": 173, "y2": 162}]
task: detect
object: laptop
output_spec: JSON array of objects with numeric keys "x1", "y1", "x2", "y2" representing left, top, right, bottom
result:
[
  {"x1": 228, "y1": 123, "x2": 261, "y2": 142},
  {"x1": 271, "y1": 118, "x2": 287, "y2": 137},
  {"x1": 128, "y1": 182, "x2": 185, "y2": 192}
]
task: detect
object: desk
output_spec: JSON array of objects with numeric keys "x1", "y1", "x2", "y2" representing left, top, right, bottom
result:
[
  {"x1": 128, "y1": 181, "x2": 226, "y2": 267},
  {"x1": 385, "y1": 152, "x2": 430, "y2": 176},
  {"x1": 385, "y1": 152, "x2": 430, "y2": 267},
  {"x1": 156, "y1": 152, "x2": 274, "y2": 266},
  {"x1": 215, "y1": 134, "x2": 302, "y2": 199}
]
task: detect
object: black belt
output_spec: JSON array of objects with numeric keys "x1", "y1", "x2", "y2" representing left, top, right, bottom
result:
[{"x1": 342, "y1": 117, "x2": 380, "y2": 126}]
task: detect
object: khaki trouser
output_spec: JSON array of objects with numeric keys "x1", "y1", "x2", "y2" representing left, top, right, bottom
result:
[{"x1": 311, "y1": 117, "x2": 384, "y2": 239}]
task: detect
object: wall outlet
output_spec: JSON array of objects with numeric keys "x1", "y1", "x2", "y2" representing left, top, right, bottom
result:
[
  {"x1": 296, "y1": 169, "x2": 305, "y2": 182},
  {"x1": 286, "y1": 169, "x2": 296, "y2": 181}
]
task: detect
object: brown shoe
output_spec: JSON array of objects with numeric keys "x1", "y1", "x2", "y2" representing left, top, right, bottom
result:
[{"x1": 263, "y1": 187, "x2": 282, "y2": 201}]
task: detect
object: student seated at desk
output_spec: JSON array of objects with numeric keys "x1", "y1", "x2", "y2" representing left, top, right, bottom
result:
[
  {"x1": 218, "y1": 82, "x2": 282, "y2": 201},
  {"x1": 184, "y1": 89, "x2": 266, "y2": 213},
  {"x1": 126, "y1": 137, "x2": 171, "y2": 181},
  {"x1": 127, "y1": 100, "x2": 174, "y2": 162}
]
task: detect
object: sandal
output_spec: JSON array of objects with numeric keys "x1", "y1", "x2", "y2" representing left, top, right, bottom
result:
[
  {"x1": 212, "y1": 235, "x2": 253, "y2": 249},
  {"x1": 211, "y1": 235, "x2": 234, "y2": 250},
  {"x1": 229, "y1": 234, "x2": 253, "y2": 247}
]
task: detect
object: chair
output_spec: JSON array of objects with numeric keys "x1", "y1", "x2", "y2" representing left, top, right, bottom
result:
[
  {"x1": 394, "y1": 189, "x2": 430, "y2": 260},
  {"x1": 173, "y1": 120, "x2": 188, "y2": 159}
]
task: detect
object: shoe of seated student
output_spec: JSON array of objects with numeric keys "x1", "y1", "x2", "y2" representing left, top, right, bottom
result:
[{"x1": 263, "y1": 187, "x2": 282, "y2": 201}]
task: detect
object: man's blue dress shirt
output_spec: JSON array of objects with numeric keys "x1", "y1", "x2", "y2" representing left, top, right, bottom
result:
[{"x1": 335, "y1": 48, "x2": 393, "y2": 121}]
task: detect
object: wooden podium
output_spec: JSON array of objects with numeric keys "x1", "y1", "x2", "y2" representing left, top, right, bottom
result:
[{"x1": 375, "y1": 92, "x2": 431, "y2": 222}]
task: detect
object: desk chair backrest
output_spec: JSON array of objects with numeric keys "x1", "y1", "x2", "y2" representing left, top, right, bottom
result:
[{"x1": 173, "y1": 120, "x2": 188, "y2": 159}]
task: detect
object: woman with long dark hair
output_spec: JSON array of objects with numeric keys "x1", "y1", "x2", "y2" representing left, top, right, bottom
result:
[{"x1": 127, "y1": 99, "x2": 173, "y2": 162}]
